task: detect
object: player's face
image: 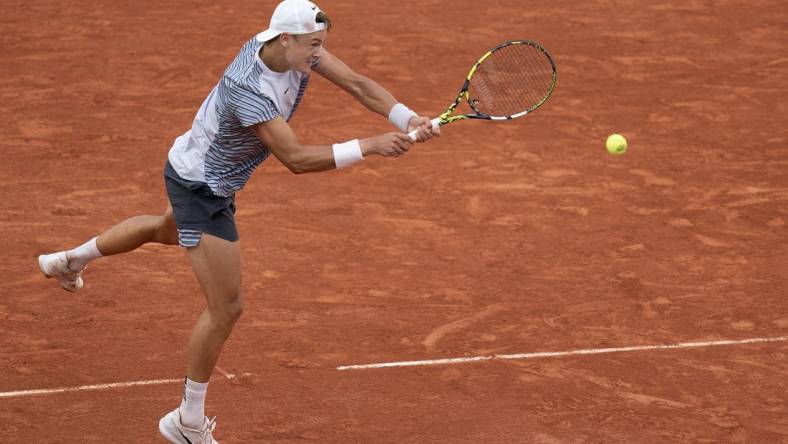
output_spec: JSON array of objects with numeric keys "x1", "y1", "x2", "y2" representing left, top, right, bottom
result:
[{"x1": 284, "y1": 31, "x2": 327, "y2": 73}]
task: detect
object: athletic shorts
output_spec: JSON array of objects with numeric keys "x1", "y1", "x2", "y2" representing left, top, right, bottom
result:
[{"x1": 164, "y1": 160, "x2": 238, "y2": 248}]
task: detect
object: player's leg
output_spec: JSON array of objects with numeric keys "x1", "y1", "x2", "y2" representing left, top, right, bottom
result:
[
  {"x1": 93, "y1": 205, "x2": 179, "y2": 257},
  {"x1": 38, "y1": 206, "x2": 178, "y2": 292},
  {"x1": 159, "y1": 233, "x2": 241, "y2": 442},
  {"x1": 184, "y1": 233, "x2": 243, "y2": 384}
]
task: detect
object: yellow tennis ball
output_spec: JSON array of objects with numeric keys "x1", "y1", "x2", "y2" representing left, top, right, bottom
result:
[{"x1": 606, "y1": 134, "x2": 627, "y2": 155}]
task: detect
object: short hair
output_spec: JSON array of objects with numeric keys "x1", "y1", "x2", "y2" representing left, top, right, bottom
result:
[{"x1": 316, "y1": 11, "x2": 332, "y2": 31}]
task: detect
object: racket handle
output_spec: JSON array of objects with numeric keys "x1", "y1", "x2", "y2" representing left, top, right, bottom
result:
[{"x1": 407, "y1": 117, "x2": 442, "y2": 141}]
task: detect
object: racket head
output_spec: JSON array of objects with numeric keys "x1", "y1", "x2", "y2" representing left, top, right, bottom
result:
[{"x1": 463, "y1": 40, "x2": 557, "y2": 120}]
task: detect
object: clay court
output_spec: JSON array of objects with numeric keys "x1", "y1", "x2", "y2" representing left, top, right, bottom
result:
[{"x1": 2, "y1": 0, "x2": 787, "y2": 442}]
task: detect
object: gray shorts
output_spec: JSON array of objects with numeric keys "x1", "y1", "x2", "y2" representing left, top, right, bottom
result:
[{"x1": 164, "y1": 160, "x2": 238, "y2": 248}]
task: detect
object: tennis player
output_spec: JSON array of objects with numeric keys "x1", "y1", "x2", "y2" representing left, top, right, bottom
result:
[{"x1": 37, "y1": 0, "x2": 437, "y2": 442}]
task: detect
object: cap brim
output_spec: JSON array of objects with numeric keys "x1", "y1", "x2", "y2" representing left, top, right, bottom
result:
[{"x1": 256, "y1": 29, "x2": 282, "y2": 42}]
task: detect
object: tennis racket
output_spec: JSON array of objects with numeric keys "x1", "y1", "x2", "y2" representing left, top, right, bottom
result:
[{"x1": 408, "y1": 40, "x2": 557, "y2": 140}]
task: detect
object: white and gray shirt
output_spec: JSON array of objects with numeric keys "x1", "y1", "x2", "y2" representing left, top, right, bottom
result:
[{"x1": 168, "y1": 36, "x2": 313, "y2": 197}]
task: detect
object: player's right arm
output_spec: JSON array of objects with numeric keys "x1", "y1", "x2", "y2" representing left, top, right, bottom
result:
[{"x1": 251, "y1": 116, "x2": 413, "y2": 174}]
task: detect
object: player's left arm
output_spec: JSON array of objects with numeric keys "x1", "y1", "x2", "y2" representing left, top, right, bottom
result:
[{"x1": 313, "y1": 49, "x2": 438, "y2": 141}]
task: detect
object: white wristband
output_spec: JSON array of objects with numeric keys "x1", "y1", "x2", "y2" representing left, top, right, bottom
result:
[
  {"x1": 388, "y1": 103, "x2": 418, "y2": 133},
  {"x1": 332, "y1": 139, "x2": 363, "y2": 169}
]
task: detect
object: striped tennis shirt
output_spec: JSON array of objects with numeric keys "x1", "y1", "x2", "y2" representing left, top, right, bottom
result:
[{"x1": 168, "y1": 35, "x2": 313, "y2": 197}]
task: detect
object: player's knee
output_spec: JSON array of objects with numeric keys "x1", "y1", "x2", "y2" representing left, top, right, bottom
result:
[
  {"x1": 153, "y1": 212, "x2": 178, "y2": 245},
  {"x1": 212, "y1": 294, "x2": 244, "y2": 330},
  {"x1": 227, "y1": 296, "x2": 244, "y2": 322}
]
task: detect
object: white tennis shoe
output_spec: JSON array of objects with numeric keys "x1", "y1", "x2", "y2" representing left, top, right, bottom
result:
[
  {"x1": 37, "y1": 251, "x2": 84, "y2": 292},
  {"x1": 159, "y1": 408, "x2": 219, "y2": 444}
]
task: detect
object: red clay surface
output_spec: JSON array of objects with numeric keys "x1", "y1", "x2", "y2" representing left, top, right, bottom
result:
[{"x1": 2, "y1": 0, "x2": 787, "y2": 442}]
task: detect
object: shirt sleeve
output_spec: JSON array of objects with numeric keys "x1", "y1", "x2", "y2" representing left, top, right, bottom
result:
[{"x1": 229, "y1": 83, "x2": 280, "y2": 127}]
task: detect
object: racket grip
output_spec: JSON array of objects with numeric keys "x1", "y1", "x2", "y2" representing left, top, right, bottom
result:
[{"x1": 407, "y1": 117, "x2": 442, "y2": 141}]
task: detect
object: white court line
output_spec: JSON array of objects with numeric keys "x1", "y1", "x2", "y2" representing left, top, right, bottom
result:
[
  {"x1": 0, "y1": 373, "x2": 252, "y2": 400},
  {"x1": 214, "y1": 366, "x2": 235, "y2": 380},
  {"x1": 0, "y1": 377, "x2": 183, "y2": 399},
  {"x1": 336, "y1": 336, "x2": 788, "y2": 370},
  {"x1": 3, "y1": 337, "x2": 786, "y2": 398}
]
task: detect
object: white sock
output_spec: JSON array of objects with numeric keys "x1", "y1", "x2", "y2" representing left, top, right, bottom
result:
[
  {"x1": 179, "y1": 378, "x2": 208, "y2": 428},
  {"x1": 66, "y1": 237, "x2": 102, "y2": 271}
]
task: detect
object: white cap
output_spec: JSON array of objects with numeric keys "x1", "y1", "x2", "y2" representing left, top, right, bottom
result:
[{"x1": 256, "y1": 0, "x2": 326, "y2": 43}]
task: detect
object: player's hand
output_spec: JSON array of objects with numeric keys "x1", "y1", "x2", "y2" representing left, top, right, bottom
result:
[
  {"x1": 407, "y1": 116, "x2": 441, "y2": 142},
  {"x1": 360, "y1": 132, "x2": 413, "y2": 158}
]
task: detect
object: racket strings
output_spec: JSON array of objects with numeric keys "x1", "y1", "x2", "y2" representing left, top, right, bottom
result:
[
  {"x1": 482, "y1": 46, "x2": 550, "y2": 114},
  {"x1": 468, "y1": 43, "x2": 555, "y2": 118}
]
